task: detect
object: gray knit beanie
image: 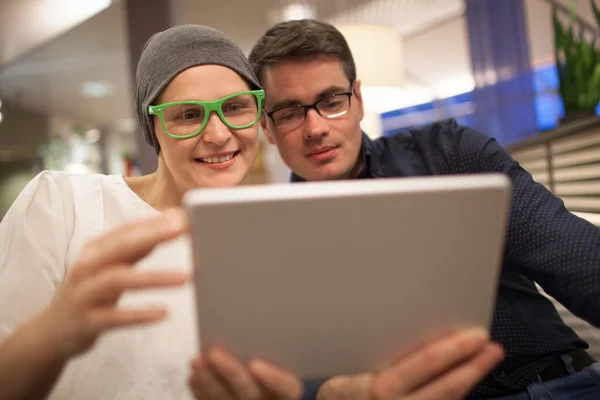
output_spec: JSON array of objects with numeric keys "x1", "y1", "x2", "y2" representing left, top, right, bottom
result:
[{"x1": 135, "y1": 24, "x2": 262, "y2": 154}]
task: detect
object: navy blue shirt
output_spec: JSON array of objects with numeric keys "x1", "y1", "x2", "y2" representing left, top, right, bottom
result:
[{"x1": 295, "y1": 119, "x2": 600, "y2": 397}]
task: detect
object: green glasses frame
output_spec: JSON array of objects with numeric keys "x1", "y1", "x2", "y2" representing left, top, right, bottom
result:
[{"x1": 148, "y1": 89, "x2": 265, "y2": 139}]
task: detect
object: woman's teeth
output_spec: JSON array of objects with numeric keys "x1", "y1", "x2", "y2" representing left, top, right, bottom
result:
[{"x1": 199, "y1": 153, "x2": 235, "y2": 164}]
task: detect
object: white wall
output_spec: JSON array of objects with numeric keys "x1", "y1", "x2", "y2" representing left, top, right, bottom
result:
[
  {"x1": 262, "y1": 138, "x2": 291, "y2": 183},
  {"x1": 180, "y1": 0, "x2": 278, "y2": 55},
  {"x1": 525, "y1": 0, "x2": 598, "y2": 67},
  {"x1": 402, "y1": 16, "x2": 474, "y2": 98},
  {"x1": 0, "y1": 0, "x2": 112, "y2": 66}
]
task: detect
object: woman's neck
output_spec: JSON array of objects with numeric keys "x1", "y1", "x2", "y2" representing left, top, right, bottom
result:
[{"x1": 124, "y1": 156, "x2": 183, "y2": 212}]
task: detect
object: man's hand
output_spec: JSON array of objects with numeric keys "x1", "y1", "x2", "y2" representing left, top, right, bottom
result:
[{"x1": 317, "y1": 328, "x2": 503, "y2": 400}]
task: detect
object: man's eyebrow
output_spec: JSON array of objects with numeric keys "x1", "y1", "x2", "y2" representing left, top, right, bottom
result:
[
  {"x1": 269, "y1": 98, "x2": 302, "y2": 112},
  {"x1": 317, "y1": 86, "x2": 349, "y2": 99},
  {"x1": 269, "y1": 85, "x2": 350, "y2": 112}
]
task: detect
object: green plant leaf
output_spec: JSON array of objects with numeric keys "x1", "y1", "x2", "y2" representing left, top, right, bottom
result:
[
  {"x1": 567, "y1": 25, "x2": 574, "y2": 48},
  {"x1": 592, "y1": 0, "x2": 600, "y2": 29},
  {"x1": 578, "y1": 36, "x2": 593, "y2": 74},
  {"x1": 582, "y1": 64, "x2": 600, "y2": 108},
  {"x1": 553, "y1": 0, "x2": 600, "y2": 110},
  {"x1": 553, "y1": 5, "x2": 565, "y2": 50},
  {"x1": 569, "y1": 0, "x2": 577, "y2": 23},
  {"x1": 590, "y1": 63, "x2": 600, "y2": 88}
]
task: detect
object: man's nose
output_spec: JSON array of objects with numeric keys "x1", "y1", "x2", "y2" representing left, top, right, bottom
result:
[{"x1": 302, "y1": 108, "x2": 330, "y2": 140}]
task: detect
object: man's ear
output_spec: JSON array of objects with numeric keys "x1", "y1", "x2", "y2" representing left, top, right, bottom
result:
[
  {"x1": 353, "y1": 80, "x2": 365, "y2": 122},
  {"x1": 260, "y1": 115, "x2": 276, "y2": 144}
]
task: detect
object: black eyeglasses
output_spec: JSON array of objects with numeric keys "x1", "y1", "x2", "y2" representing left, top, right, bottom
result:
[{"x1": 266, "y1": 92, "x2": 353, "y2": 132}]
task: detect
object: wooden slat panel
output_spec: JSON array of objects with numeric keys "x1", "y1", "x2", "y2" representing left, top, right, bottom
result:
[
  {"x1": 554, "y1": 164, "x2": 600, "y2": 182},
  {"x1": 511, "y1": 145, "x2": 548, "y2": 162},
  {"x1": 519, "y1": 159, "x2": 550, "y2": 172},
  {"x1": 552, "y1": 148, "x2": 600, "y2": 168},
  {"x1": 572, "y1": 211, "x2": 600, "y2": 226},
  {"x1": 561, "y1": 196, "x2": 600, "y2": 212},
  {"x1": 555, "y1": 181, "x2": 600, "y2": 196},
  {"x1": 530, "y1": 171, "x2": 550, "y2": 184},
  {"x1": 550, "y1": 129, "x2": 600, "y2": 154}
]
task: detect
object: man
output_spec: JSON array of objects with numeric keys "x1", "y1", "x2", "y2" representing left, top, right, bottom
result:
[{"x1": 248, "y1": 19, "x2": 600, "y2": 399}]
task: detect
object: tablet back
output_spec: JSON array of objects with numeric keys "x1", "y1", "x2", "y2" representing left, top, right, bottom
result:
[{"x1": 184, "y1": 174, "x2": 511, "y2": 379}]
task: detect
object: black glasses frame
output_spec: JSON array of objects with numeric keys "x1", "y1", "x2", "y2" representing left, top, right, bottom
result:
[{"x1": 266, "y1": 92, "x2": 354, "y2": 128}]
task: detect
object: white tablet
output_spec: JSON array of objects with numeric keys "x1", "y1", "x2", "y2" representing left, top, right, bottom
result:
[{"x1": 183, "y1": 174, "x2": 511, "y2": 379}]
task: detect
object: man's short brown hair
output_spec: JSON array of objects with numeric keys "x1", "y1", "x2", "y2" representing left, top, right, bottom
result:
[{"x1": 248, "y1": 19, "x2": 356, "y2": 85}]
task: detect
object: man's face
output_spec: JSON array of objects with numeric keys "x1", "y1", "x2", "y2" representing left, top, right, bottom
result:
[{"x1": 260, "y1": 56, "x2": 365, "y2": 181}]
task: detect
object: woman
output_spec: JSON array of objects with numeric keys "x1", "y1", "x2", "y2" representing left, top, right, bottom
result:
[
  {"x1": 0, "y1": 24, "x2": 304, "y2": 400},
  {"x1": 0, "y1": 24, "x2": 502, "y2": 400}
]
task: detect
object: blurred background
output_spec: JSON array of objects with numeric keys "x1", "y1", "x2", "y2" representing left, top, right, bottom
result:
[
  {"x1": 0, "y1": 0, "x2": 598, "y2": 215},
  {"x1": 0, "y1": 0, "x2": 599, "y2": 360}
]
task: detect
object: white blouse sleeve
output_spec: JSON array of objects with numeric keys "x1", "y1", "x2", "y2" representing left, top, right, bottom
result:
[{"x1": 0, "y1": 171, "x2": 70, "y2": 341}]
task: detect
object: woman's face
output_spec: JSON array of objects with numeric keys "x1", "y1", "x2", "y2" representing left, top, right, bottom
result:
[{"x1": 153, "y1": 65, "x2": 260, "y2": 192}]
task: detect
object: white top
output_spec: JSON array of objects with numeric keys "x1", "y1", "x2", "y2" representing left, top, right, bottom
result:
[{"x1": 0, "y1": 171, "x2": 199, "y2": 400}]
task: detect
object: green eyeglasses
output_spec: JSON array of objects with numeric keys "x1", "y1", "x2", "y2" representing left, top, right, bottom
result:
[{"x1": 148, "y1": 90, "x2": 265, "y2": 139}]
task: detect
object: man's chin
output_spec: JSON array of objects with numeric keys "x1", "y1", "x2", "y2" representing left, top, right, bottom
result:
[
  {"x1": 305, "y1": 169, "x2": 348, "y2": 182},
  {"x1": 293, "y1": 159, "x2": 351, "y2": 181}
]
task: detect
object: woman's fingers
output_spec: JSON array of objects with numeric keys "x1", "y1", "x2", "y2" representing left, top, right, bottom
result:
[
  {"x1": 405, "y1": 342, "x2": 504, "y2": 400},
  {"x1": 84, "y1": 307, "x2": 168, "y2": 332},
  {"x1": 72, "y1": 209, "x2": 188, "y2": 278},
  {"x1": 249, "y1": 359, "x2": 304, "y2": 399},
  {"x1": 40, "y1": 210, "x2": 191, "y2": 359},
  {"x1": 372, "y1": 328, "x2": 490, "y2": 397},
  {"x1": 78, "y1": 268, "x2": 189, "y2": 306},
  {"x1": 207, "y1": 347, "x2": 263, "y2": 399}
]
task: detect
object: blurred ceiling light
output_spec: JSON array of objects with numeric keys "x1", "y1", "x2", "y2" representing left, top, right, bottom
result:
[
  {"x1": 2, "y1": 1, "x2": 112, "y2": 65},
  {"x1": 52, "y1": 0, "x2": 112, "y2": 13},
  {"x1": 338, "y1": 25, "x2": 475, "y2": 113},
  {"x1": 0, "y1": 112, "x2": 3, "y2": 124},
  {"x1": 115, "y1": 117, "x2": 137, "y2": 132},
  {"x1": 45, "y1": 0, "x2": 112, "y2": 30},
  {"x1": 64, "y1": 162, "x2": 90, "y2": 175},
  {"x1": 434, "y1": 76, "x2": 476, "y2": 99},
  {"x1": 361, "y1": 86, "x2": 434, "y2": 114},
  {"x1": 336, "y1": 24, "x2": 405, "y2": 113},
  {"x1": 267, "y1": 3, "x2": 316, "y2": 24},
  {"x1": 282, "y1": 3, "x2": 316, "y2": 20},
  {"x1": 85, "y1": 128, "x2": 101, "y2": 143},
  {"x1": 80, "y1": 81, "x2": 116, "y2": 98}
]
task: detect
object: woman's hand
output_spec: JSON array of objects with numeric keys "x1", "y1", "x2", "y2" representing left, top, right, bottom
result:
[
  {"x1": 39, "y1": 209, "x2": 190, "y2": 358},
  {"x1": 0, "y1": 210, "x2": 191, "y2": 400},
  {"x1": 189, "y1": 346, "x2": 303, "y2": 400}
]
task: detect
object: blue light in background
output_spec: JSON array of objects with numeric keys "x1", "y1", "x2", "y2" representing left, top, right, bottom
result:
[{"x1": 382, "y1": 64, "x2": 600, "y2": 138}]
